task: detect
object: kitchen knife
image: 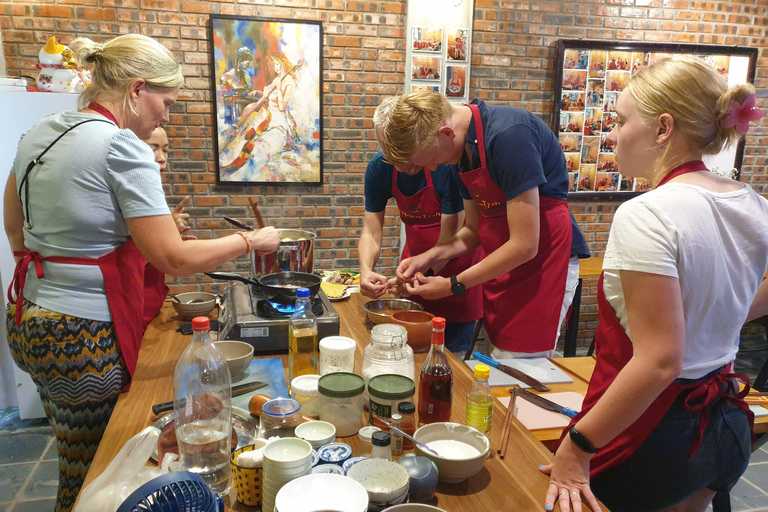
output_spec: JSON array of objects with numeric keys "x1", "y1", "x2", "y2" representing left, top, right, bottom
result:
[
  {"x1": 472, "y1": 352, "x2": 551, "y2": 392},
  {"x1": 516, "y1": 387, "x2": 578, "y2": 418},
  {"x1": 223, "y1": 216, "x2": 254, "y2": 231},
  {"x1": 151, "y1": 380, "x2": 267, "y2": 415}
]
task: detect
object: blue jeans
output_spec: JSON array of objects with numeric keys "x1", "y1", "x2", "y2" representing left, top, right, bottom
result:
[
  {"x1": 591, "y1": 391, "x2": 751, "y2": 512},
  {"x1": 444, "y1": 321, "x2": 476, "y2": 353}
]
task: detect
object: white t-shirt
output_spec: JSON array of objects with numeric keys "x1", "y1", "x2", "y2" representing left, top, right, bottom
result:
[{"x1": 603, "y1": 182, "x2": 768, "y2": 379}]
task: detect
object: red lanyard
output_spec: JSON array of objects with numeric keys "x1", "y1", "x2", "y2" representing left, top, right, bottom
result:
[
  {"x1": 87, "y1": 102, "x2": 120, "y2": 127},
  {"x1": 657, "y1": 160, "x2": 708, "y2": 188}
]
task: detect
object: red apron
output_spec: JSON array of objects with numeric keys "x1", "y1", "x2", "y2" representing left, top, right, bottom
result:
[
  {"x1": 143, "y1": 264, "x2": 168, "y2": 327},
  {"x1": 391, "y1": 167, "x2": 483, "y2": 322},
  {"x1": 458, "y1": 103, "x2": 572, "y2": 353},
  {"x1": 562, "y1": 160, "x2": 754, "y2": 477}
]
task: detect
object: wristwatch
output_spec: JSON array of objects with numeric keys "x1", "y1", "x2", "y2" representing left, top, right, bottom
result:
[
  {"x1": 569, "y1": 425, "x2": 598, "y2": 454},
  {"x1": 450, "y1": 275, "x2": 466, "y2": 296}
]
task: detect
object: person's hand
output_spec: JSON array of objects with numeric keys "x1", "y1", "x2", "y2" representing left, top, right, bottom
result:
[
  {"x1": 361, "y1": 270, "x2": 389, "y2": 298},
  {"x1": 172, "y1": 196, "x2": 197, "y2": 240},
  {"x1": 248, "y1": 226, "x2": 281, "y2": 256},
  {"x1": 396, "y1": 253, "x2": 434, "y2": 282},
  {"x1": 404, "y1": 274, "x2": 451, "y2": 300},
  {"x1": 539, "y1": 435, "x2": 602, "y2": 512},
  {"x1": 386, "y1": 277, "x2": 410, "y2": 297}
]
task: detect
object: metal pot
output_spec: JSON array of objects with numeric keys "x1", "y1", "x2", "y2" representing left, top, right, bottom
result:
[{"x1": 251, "y1": 229, "x2": 316, "y2": 277}]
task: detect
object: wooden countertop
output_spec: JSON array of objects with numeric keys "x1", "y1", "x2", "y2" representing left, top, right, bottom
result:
[{"x1": 79, "y1": 292, "x2": 596, "y2": 511}]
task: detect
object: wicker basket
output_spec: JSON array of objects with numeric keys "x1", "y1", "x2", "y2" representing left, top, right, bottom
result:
[{"x1": 231, "y1": 444, "x2": 265, "y2": 506}]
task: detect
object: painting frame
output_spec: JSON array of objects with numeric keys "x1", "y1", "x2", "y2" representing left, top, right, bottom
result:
[
  {"x1": 555, "y1": 40, "x2": 758, "y2": 199},
  {"x1": 209, "y1": 14, "x2": 323, "y2": 185}
]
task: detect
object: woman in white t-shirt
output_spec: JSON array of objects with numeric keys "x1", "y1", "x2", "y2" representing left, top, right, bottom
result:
[{"x1": 540, "y1": 57, "x2": 768, "y2": 512}]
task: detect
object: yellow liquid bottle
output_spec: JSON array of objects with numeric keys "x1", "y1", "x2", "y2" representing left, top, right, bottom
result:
[
  {"x1": 288, "y1": 288, "x2": 318, "y2": 388},
  {"x1": 466, "y1": 364, "x2": 493, "y2": 435}
]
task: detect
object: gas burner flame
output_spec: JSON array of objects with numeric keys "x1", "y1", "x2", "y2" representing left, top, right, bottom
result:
[{"x1": 269, "y1": 301, "x2": 296, "y2": 314}]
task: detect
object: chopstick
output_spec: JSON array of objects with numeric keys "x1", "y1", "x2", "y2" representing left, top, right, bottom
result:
[
  {"x1": 248, "y1": 197, "x2": 266, "y2": 229},
  {"x1": 498, "y1": 386, "x2": 519, "y2": 459}
]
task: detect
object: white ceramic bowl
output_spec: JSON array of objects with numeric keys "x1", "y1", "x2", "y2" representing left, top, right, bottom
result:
[
  {"x1": 263, "y1": 463, "x2": 312, "y2": 482},
  {"x1": 211, "y1": 340, "x2": 253, "y2": 379},
  {"x1": 274, "y1": 473, "x2": 369, "y2": 512},
  {"x1": 171, "y1": 292, "x2": 217, "y2": 320},
  {"x1": 345, "y1": 458, "x2": 410, "y2": 506},
  {"x1": 384, "y1": 505, "x2": 447, "y2": 512},
  {"x1": 295, "y1": 420, "x2": 336, "y2": 449},
  {"x1": 263, "y1": 438, "x2": 312, "y2": 468},
  {"x1": 413, "y1": 422, "x2": 491, "y2": 483}
]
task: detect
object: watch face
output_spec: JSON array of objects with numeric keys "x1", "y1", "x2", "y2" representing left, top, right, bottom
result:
[{"x1": 451, "y1": 278, "x2": 466, "y2": 295}]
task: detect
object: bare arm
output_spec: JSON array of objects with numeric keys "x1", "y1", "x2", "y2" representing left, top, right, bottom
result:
[
  {"x1": 358, "y1": 210, "x2": 388, "y2": 298},
  {"x1": 747, "y1": 277, "x2": 768, "y2": 323},
  {"x1": 4, "y1": 175, "x2": 25, "y2": 261}
]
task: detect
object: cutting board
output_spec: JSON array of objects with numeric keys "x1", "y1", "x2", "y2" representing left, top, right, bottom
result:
[
  {"x1": 231, "y1": 357, "x2": 290, "y2": 412},
  {"x1": 749, "y1": 404, "x2": 768, "y2": 418},
  {"x1": 464, "y1": 358, "x2": 574, "y2": 389},
  {"x1": 499, "y1": 392, "x2": 585, "y2": 431}
]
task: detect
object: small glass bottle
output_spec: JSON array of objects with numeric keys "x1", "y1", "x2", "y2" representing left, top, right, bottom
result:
[
  {"x1": 398, "y1": 402, "x2": 416, "y2": 450},
  {"x1": 371, "y1": 431, "x2": 392, "y2": 461},
  {"x1": 288, "y1": 287, "x2": 318, "y2": 387},
  {"x1": 418, "y1": 317, "x2": 453, "y2": 426},
  {"x1": 173, "y1": 316, "x2": 232, "y2": 494},
  {"x1": 466, "y1": 364, "x2": 493, "y2": 436},
  {"x1": 390, "y1": 413, "x2": 403, "y2": 456}
]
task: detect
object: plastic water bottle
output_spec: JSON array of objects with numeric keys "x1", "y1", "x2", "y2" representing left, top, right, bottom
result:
[
  {"x1": 173, "y1": 316, "x2": 232, "y2": 494},
  {"x1": 288, "y1": 287, "x2": 318, "y2": 387},
  {"x1": 466, "y1": 364, "x2": 493, "y2": 436}
]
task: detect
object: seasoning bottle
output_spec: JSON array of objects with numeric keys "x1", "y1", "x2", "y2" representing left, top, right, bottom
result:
[
  {"x1": 173, "y1": 316, "x2": 232, "y2": 494},
  {"x1": 398, "y1": 402, "x2": 416, "y2": 450},
  {"x1": 466, "y1": 364, "x2": 493, "y2": 436},
  {"x1": 371, "y1": 431, "x2": 392, "y2": 461},
  {"x1": 288, "y1": 287, "x2": 318, "y2": 386},
  {"x1": 418, "y1": 317, "x2": 452, "y2": 426},
  {"x1": 390, "y1": 413, "x2": 404, "y2": 456}
]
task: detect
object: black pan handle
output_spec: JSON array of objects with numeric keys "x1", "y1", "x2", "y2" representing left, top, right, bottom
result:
[
  {"x1": 223, "y1": 217, "x2": 254, "y2": 231},
  {"x1": 205, "y1": 271, "x2": 259, "y2": 287}
]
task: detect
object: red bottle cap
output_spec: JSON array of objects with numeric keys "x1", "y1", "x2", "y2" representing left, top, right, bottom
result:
[
  {"x1": 432, "y1": 317, "x2": 446, "y2": 329},
  {"x1": 192, "y1": 317, "x2": 210, "y2": 331}
]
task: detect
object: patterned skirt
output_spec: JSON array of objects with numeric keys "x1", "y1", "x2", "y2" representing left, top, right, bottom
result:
[{"x1": 6, "y1": 299, "x2": 128, "y2": 512}]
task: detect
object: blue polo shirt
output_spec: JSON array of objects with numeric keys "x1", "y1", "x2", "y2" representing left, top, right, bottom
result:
[
  {"x1": 456, "y1": 99, "x2": 590, "y2": 258},
  {"x1": 364, "y1": 152, "x2": 464, "y2": 215}
]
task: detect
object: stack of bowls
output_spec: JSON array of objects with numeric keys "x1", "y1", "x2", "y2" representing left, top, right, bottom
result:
[
  {"x1": 346, "y1": 458, "x2": 410, "y2": 512},
  {"x1": 261, "y1": 438, "x2": 313, "y2": 512}
]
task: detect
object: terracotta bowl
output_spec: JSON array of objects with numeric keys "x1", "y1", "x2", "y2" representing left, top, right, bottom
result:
[{"x1": 389, "y1": 310, "x2": 435, "y2": 353}]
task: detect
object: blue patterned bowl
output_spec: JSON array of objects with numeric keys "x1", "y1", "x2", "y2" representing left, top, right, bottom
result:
[{"x1": 317, "y1": 442, "x2": 352, "y2": 464}]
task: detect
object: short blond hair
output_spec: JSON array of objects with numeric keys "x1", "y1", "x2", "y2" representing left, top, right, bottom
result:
[
  {"x1": 381, "y1": 91, "x2": 452, "y2": 166},
  {"x1": 70, "y1": 34, "x2": 184, "y2": 114},
  {"x1": 373, "y1": 96, "x2": 397, "y2": 144}
]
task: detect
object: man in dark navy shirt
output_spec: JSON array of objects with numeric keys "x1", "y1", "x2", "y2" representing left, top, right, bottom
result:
[{"x1": 381, "y1": 92, "x2": 589, "y2": 357}]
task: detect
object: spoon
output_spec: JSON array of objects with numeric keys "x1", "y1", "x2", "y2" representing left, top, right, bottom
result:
[{"x1": 376, "y1": 417, "x2": 442, "y2": 458}]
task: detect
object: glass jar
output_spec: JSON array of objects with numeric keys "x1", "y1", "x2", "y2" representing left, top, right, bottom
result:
[
  {"x1": 368, "y1": 374, "x2": 415, "y2": 429},
  {"x1": 291, "y1": 374, "x2": 320, "y2": 418},
  {"x1": 318, "y1": 372, "x2": 365, "y2": 437},
  {"x1": 259, "y1": 398, "x2": 302, "y2": 439},
  {"x1": 361, "y1": 324, "x2": 415, "y2": 400}
]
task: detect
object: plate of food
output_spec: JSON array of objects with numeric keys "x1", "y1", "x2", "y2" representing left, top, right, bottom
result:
[
  {"x1": 322, "y1": 270, "x2": 360, "y2": 285},
  {"x1": 321, "y1": 281, "x2": 360, "y2": 301}
]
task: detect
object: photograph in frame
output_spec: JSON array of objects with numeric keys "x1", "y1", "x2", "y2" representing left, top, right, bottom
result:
[
  {"x1": 412, "y1": 27, "x2": 443, "y2": 52},
  {"x1": 445, "y1": 64, "x2": 467, "y2": 98},
  {"x1": 446, "y1": 28, "x2": 468, "y2": 61},
  {"x1": 412, "y1": 55, "x2": 442, "y2": 81}
]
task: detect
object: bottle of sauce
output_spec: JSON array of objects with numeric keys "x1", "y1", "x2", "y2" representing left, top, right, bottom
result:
[
  {"x1": 418, "y1": 317, "x2": 452, "y2": 426},
  {"x1": 173, "y1": 316, "x2": 232, "y2": 494},
  {"x1": 288, "y1": 287, "x2": 318, "y2": 387},
  {"x1": 466, "y1": 364, "x2": 493, "y2": 436},
  {"x1": 397, "y1": 401, "x2": 416, "y2": 450}
]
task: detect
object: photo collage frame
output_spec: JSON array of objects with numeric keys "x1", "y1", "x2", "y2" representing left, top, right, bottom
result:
[
  {"x1": 555, "y1": 40, "x2": 757, "y2": 198},
  {"x1": 411, "y1": 26, "x2": 469, "y2": 101}
]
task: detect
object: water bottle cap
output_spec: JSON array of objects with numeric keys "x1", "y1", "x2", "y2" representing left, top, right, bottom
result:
[
  {"x1": 296, "y1": 287, "x2": 310, "y2": 298},
  {"x1": 191, "y1": 317, "x2": 210, "y2": 331},
  {"x1": 474, "y1": 364, "x2": 490, "y2": 380},
  {"x1": 432, "y1": 317, "x2": 446, "y2": 329}
]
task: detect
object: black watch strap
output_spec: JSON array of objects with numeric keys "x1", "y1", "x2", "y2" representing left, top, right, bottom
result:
[{"x1": 569, "y1": 425, "x2": 598, "y2": 454}]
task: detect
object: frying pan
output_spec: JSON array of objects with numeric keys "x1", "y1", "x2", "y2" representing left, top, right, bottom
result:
[{"x1": 205, "y1": 271, "x2": 321, "y2": 303}]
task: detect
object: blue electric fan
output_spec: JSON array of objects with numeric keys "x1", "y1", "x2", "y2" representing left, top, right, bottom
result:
[{"x1": 117, "y1": 472, "x2": 225, "y2": 512}]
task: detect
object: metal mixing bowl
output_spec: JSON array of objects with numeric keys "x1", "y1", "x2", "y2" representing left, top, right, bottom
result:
[{"x1": 363, "y1": 298, "x2": 424, "y2": 325}]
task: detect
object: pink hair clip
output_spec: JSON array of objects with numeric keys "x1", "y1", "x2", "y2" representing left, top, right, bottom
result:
[{"x1": 720, "y1": 93, "x2": 764, "y2": 134}]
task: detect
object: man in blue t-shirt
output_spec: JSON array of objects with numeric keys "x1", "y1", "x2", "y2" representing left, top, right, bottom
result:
[{"x1": 380, "y1": 92, "x2": 590, "y2": 357}]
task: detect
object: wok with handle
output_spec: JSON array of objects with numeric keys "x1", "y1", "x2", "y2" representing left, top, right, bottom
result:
[{"x1": 206, "y1": 271, "x2": 321, "y2": 302}]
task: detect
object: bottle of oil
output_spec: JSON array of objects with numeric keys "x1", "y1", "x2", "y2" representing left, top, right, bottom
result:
[
  {"x1": 288, "y1": 287, "x2": 318, "y2": 388},
  {"x1": 418, "y1": 317, "x2": 452, "y2": 426},
  {"x1": 466, "y1": 364, "x2": 493, "y2": 436}
]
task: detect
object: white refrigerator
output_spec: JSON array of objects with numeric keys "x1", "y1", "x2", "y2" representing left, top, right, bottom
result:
[{"x1": 0, "y1": 91, "x2": 80, "y2": 418}]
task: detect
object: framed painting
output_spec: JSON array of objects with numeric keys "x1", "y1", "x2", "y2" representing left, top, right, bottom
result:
[
  {"x1": 555, "y1": 40, "x2": 758, "y2": 198},
  {"x1": 209, "y1": 14, "x2": 323, "y2": 184}
]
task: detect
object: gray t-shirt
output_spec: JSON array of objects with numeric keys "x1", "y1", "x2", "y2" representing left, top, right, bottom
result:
[{"x1": 11, "y1": 111, "x2": 170, "y2": 321}]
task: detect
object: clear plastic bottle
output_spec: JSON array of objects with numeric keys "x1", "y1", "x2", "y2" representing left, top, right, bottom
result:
[
  {"x1": 173, "y1": 316, "x2": 232, "y2": 494},
  {"x1": 390, "y1": 413, "x2": 403, "y2": 456},
  {"x1": 289, "y1": 287, "x2": 318, "y2": 387},
  {"x1": 466, "y1": 364, "x2": 493, "y2": 436},
  {"x1": 371, "y1": 431, "x2": 392, "y2": 461},
  {"x1": 418, "y1": 317, "x2": 453, "y2": 426}
]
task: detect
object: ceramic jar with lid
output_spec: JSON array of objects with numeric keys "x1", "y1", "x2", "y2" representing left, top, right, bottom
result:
[
  {"x1": 318, "y1": 372, "x2": 365, "y2": 437},
  {"x1": 361, "y1": 324, "x2": 415, "y2": 396},
  {"x1": 367, "y1": 374, "x2": 416, "y2": 428}
]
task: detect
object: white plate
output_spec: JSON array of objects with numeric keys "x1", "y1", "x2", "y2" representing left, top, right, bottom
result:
[{"x1": 327, "y1": 285, "x2": 359, "y2": 302}]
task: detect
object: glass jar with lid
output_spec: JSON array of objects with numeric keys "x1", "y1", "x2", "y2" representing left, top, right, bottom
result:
[
  {"x1": 318, "y1": 372, "x2": 366, "y2": 437},
  {"x1": 368, "y1": 374, "x2": 416, "y2": 429},
  {"x1": 362, "y1": 324, "x2": 415, "y2": 396},
  {"x1": 259, "y1": 398, "x2": 302, "y2": 439}
]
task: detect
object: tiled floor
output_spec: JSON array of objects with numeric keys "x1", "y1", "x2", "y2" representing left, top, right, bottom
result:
[{"x1": 1, "y1": 335, "x2": 766, "y2": 511}]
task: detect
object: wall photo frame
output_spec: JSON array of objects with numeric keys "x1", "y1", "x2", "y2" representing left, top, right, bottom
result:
[
  {"x1": 555, "y1": 40, "x2": 758, "y2": 198},
  {"x1": 209, "y1": 14, "x2": 323, "y2": 184}
]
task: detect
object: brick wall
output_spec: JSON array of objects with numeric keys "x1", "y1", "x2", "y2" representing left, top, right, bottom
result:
[{"x1": 2, "y1": 0, "x2": 766, "y2": 348}]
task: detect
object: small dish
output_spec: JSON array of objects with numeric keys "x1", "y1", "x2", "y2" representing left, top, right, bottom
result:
[
  {"x1": 263, "y1": 438, "x2": 312, "y2": 468},
  {"x1": 171, "y1": 292, "x2": 217, "y2": 320},
  {"x1": 310, "y1": 449, "x2": 319, "y2": 467},
  {"x1": 211, "y1": 340, "x2": 253, "y2": 379},
  {"x1": 295, "y1": 420, "x2": 336, "y2": 449},
  {"x1": 317, "y1": 442, "x2": 352, "y2": 464},
  {"x1": 342, "y1": 456, "x2": 369, "y2": 474},
  {"x1": 312, "y1": 463, "x2": 344, "y2": 475}
]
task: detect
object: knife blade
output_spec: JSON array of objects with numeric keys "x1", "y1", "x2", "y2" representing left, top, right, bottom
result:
[
  {"x1": 151, "y1": 380, "x2": 267, "y2": 415},
  {"x1": 223, "y1": 216, "x2": 254, "y2": 231},
  {"x1": 472, "y1": 352, "x2": 551, "y2": 392},
  {"x1": 516, "y1": 388, "x2": 578, "y2": 418}
]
